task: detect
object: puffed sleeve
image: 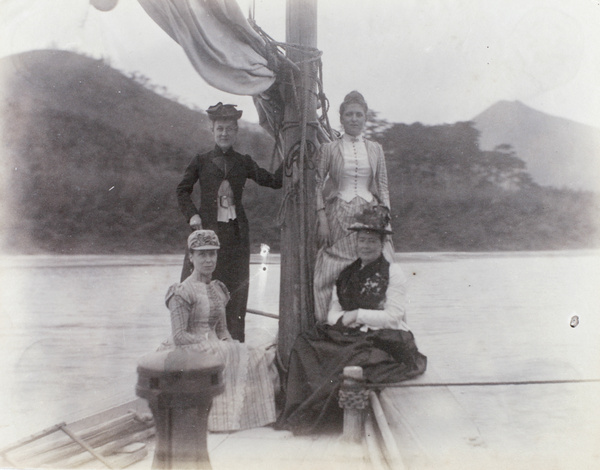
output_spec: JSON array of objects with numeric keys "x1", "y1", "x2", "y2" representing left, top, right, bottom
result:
[
  {"x1": 374, "y1": 142, "x2": 391, "y2": 209},
  {"x1": 355, "y1": 264, "x2": 409, "y2": 331},
  {"x1": 165, "y1": 283, "x2": 199, "y2": 345},
  {"x1": 212, "y1": 280, "x2": 233, "y2": 341},
  {"x1": 315, "y1": 143, "x2": 332, "y2": 211}
]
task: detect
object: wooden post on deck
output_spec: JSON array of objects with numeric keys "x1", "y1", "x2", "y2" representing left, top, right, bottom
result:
[
  {"x1": 340, "y1": 366, "x2": 366, "y2": 442},
  {"x1": 278, "y1": 0, "x2": 319, "y2": 364}
]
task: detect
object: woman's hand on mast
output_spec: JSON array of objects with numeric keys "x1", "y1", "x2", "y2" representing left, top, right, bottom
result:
[{"x1": 189, "y1": 214, "x2": 202, "y2": 230}]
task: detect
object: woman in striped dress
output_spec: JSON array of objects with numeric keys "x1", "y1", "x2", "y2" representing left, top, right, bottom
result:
[
  {"x1": 314, "y1": 91, "x2": 393, "y2": 322},
  {"x1": 160, "y1": 230, "x2": 277, "y2": 432}
]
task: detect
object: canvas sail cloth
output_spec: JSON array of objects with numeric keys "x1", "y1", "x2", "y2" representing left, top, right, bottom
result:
[{"x1": 137, "y1": 0, "x2": 276, "y2": 96}]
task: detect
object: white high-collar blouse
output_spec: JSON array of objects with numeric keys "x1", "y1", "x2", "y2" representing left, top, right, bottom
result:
[{"x1": 338, "y1": 134, "x2": 374, "y2": 203}]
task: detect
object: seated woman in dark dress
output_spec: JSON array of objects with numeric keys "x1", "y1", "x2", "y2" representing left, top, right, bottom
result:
[{"x1": 277, "y1": 206, "x2": 426, "y2": 435}]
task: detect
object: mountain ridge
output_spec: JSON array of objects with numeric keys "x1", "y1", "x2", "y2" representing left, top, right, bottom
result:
[
  {"x1": 0, "y1": 50, "x2": 280, "y2": 254},
  {"x1": 472, "y1": 100, "x2": 600, "y2": 191}
]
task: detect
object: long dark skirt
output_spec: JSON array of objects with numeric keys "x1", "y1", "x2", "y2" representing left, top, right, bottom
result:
[{"x1": 276, "y1": 323, "x2": 427, "y2": 435}]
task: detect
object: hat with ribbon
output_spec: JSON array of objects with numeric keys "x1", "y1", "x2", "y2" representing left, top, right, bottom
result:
[
  {"x1": 348, "y1": 205, "x2": 393, "y2": 234},
  {"x1": 206, "y1": 102, "x2": 243, "y2": 121},
  {"x1": 188, "y1": 230, "x2": 221, "y2": 251}
]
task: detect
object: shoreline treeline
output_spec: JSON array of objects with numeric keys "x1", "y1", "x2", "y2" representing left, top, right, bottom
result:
[{"x1": 3, "y1": 108, "x2": 598, "y2": 254}]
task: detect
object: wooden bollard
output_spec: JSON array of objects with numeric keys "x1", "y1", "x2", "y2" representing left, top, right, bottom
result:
[
  {"x1": 136, "y1": 349, "x2": 224, "y2": 470},
  {"x1": 340, "y1": 366, "x2": 367, "y2": 442}
]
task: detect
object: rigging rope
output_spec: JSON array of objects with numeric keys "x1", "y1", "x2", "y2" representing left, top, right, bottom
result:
[
  {"x1": 249, "y1": 18, "x2": 335, "y2": 143},
  {"x1": 365, "y1": 377, "x2": 600, "y2": 390},
  {"x1": 247, "y1": 12, "x2": 337, "y2": 365},
  {"x1": 250, "y1": 27, "x2": 334, "y2": 230}
]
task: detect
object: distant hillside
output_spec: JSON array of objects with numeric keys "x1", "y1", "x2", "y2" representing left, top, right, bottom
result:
[
  {"x1": 0, "y1": 49, "x2": 273, "y2": 155},
  {"x1": 473, "y1": 100, "x2": 600, "y2": 191},
  {"x1": 0, "y1": 50, "x2": 281, "y2": 254}
]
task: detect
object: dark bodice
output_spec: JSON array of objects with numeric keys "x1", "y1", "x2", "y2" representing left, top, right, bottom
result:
[{"x1": 335, "y1": 255, "x2": 390, "y2": 311}]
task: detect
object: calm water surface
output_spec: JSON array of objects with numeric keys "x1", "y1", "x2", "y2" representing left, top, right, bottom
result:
[{"x1": 1, "y1": 251, "x2": 599, "y2": 448}]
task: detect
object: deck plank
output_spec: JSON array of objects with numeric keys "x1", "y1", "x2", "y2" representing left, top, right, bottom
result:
[
  {"x1": 378, "y1": 368, "x2": 489, "y2": 470},
  {"x1": 208, "y1": 427, "x2": 370, "y2": 470}
]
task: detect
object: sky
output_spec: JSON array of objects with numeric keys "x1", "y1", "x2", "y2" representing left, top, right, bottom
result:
[{"x1": 1, "y1": 0, "x2": 600, "y2": 128}]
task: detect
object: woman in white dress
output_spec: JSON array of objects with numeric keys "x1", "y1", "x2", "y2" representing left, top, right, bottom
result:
[
  {"x1": 314, "y1": 91, "x2": 393, "y2": 321},
  {"x1": 160, "y1": 230, "x2": 277, "y2": 432}
]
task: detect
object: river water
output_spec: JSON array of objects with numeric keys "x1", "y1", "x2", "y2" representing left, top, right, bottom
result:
[{"x1": 1, "y1": 251, "x2": 599, "y2": 459}]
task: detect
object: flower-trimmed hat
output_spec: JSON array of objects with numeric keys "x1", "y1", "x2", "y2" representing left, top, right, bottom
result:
[
  {"x1": 348, "y1": 205, "x2": 393, "y2": 235},
  {"x1": 188, "y1": 230, "x2": 220, "y2": 251},
  {"x1": 206, "y1": 102, "x2": 243, "y2": 121}
]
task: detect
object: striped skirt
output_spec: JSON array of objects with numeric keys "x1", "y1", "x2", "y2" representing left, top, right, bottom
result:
[
  {"x1": 313, "y1": 196, "x2": 372, "y2": 322},
  {"x1": 159, "y1": 338, "x2": 277, "y2": 432}
]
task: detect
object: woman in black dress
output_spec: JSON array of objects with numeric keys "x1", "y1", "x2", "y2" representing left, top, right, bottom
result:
[
  {"x1": 176, "y1": 102, "x2": 283, "y2": 342},
  {"x1": 277, "y1": 205, "x2": 426, "y2": 435}
]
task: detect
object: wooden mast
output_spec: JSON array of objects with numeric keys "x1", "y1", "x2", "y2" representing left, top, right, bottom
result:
[{"x1": 278, "y1": 0, "x2": 319, "y2": 364}]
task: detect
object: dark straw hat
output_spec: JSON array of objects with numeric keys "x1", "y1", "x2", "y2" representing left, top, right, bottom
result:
[
  {"x1": 348, "y1": 205, "x2": 393, "y2": 234},
  {"x1": 206, "y1": 102, "x2": 243, "y2": 121}
]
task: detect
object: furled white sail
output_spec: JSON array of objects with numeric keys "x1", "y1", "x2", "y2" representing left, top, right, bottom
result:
[{"x1": 137, "y1": 0, "x2": 275, "y2": 95}]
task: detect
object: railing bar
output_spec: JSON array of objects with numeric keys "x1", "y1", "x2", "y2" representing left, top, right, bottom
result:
[
  {"x1": 58, "y1": 425, "x2": 115, "y2": 469},
  {"x1": 246, "y1": 308, "x2": 278, "y2": 319},
  {"x1": 0, "y1": 422, "x2": 66, "y2": 455}
]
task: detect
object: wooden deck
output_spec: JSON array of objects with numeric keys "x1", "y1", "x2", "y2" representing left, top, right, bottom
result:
[
  {"x1": 379, "y1": 370, "x2": 489, "y2": 470},
  {"x1": 3, "y1": 370, "x2": 598, "y2": 470}
]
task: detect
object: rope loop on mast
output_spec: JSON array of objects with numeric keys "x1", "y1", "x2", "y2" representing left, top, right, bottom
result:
[
  {"x1": 248, "y1": 15, "x2": 337, "y2": 243},
  {"x1": 249, "y1": 17, "x2": 335, "y2": 144},
  {"x1": 283, "y1": 140, "x2": 317, "y2": 177}
]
